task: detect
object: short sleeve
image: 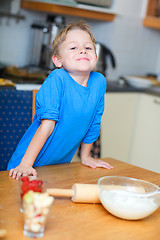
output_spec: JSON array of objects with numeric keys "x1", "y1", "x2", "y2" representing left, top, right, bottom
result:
[
  {"x1": 82, "y1": 95, "x2": 105, "y2": 144},
  {"x1": 35, "y1": 71, "x2": 63, "y2": 122},
  {"x1": 82, "y1": 75, "x2": 107, "y2": 144}
]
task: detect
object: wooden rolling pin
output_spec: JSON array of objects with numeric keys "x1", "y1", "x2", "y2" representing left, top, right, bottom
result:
[
  {"x1": 47, "y1": 184, "x2": 101, "y2": 203},
  {"x1": 47, "y1": 183, "x2": 145, "y2": 204}
]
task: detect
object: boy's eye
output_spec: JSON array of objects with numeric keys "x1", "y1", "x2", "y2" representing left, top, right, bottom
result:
[
  {"x1": 70, "y1": 47, "x2": 76, "y2": 50},
  {"x1": 86, "y1": 47, "x2": 92, "y2": 50}
]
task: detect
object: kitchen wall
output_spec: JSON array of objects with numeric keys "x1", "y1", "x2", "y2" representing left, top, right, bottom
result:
[{"x1": 0, "y1": 0, "x2": 160, "y2": 80}]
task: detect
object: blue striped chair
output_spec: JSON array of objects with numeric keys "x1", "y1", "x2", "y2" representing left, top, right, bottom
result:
[{"x1": 0, "y1": 88, "x2": 32, "y2": 171}]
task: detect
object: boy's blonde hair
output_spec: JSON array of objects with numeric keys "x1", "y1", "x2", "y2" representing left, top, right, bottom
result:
[{"x1": 52, "y1": 21, "x2": 96, "y2": 56}]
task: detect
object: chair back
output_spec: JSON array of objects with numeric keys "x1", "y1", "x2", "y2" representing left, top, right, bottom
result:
[{"x1": 32, "y1": 90, "x2": 38, "y2": 122}]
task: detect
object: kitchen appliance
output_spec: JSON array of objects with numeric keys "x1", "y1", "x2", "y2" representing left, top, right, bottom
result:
[
  {"x1": 75, "y1": 0, "x2": 113, "y2": 8},
  {"x1": 94, "y1": 42, "x2": 116, "y2": 76},
  {"x1": 30, "y1": 16, "x2": 65, "y2": 72}
]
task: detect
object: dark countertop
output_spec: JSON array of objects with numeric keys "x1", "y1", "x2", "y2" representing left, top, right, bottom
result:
[
  {"x1": 1, "y1": 80, "x2": 160, "y2": 97},
  {"x1": 107, "y1": 81, "x2": 160, "y2": 97}
]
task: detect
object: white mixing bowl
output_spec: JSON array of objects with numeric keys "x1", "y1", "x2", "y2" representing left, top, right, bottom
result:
[{"x1": 97, "y1": 176, "x2": 160, "y2": 220}]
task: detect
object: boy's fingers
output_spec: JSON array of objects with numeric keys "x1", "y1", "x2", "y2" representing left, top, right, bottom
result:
[
  {"x1": 9, "y1": 169, "x2": 14, "y2": 176},
  {"x1": 32, "y1": 169, "x2": 38, "y2": 176},
  {"x1": 81, "y1": 158, "x2": 114, "y2": 170},
  {"x1": 88, "y1": 163, "x2": 96, "y2": 169},
  {"x1": 12, "y1": 170, "x2": 18, "y2": 179},
  {"x1": 9, "y1": 166, "x2": 37, "y2": 180},
  {"x1": 81, "y1": 161, "x2": 96, "y2": 169},
  {"x1": 96, "y1": 160, "x2": 113, "y2": 169},
  {"x1": 16, "y1": 172, "x2": 22, "y2": 180}
]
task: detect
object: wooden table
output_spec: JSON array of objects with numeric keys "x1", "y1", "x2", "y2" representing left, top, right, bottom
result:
[{"x1": 0, "y1": 158, "x2": 160, "y2": 240}]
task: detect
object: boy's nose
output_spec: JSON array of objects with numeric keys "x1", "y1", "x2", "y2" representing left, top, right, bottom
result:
[{"x1": 80, "y1": 48, "x2": 86, "y2": 54}]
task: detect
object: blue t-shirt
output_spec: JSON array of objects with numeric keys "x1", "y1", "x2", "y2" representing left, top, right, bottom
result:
[{"x1": 7, "y1": 69, "x2": 107, "y2": 170}]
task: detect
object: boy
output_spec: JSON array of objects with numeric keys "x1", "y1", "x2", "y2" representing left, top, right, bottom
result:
[{"x1": 8, "y1": 22, "x2": 113, "y2": 180}]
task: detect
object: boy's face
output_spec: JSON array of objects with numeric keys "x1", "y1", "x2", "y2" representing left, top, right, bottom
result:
[{"x1": 53, "y1": 29, "x2": 97, "y2": 76}]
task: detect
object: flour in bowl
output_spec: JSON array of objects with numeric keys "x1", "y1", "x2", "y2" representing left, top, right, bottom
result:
[{"x1": 100, "y1": 189, "x2": 158, "y2": 220}]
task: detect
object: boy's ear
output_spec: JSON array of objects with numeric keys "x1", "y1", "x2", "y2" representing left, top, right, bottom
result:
[{"x1": 52, "y1": 55, "x2": 62, "y2": 68}]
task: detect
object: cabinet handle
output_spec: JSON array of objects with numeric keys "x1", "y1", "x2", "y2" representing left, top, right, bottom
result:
[{"x1": 154, "y1": 99, "x2": 160, "y2": 105}]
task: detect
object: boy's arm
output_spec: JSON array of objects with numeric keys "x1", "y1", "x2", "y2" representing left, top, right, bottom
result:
[
  {"x1": 9, "y1": 119, "x2": 55, "y2": 180},
  {"x1": 80, "y1": 142, "x2": 113, "y2": 169}
]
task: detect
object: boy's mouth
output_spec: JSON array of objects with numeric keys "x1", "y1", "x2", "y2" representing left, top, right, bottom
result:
[{"x1": 77, "y1": 57, "x2": 89, "y2": 61}]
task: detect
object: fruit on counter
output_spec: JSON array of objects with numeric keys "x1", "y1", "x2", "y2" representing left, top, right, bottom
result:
[
  {"x1": 20, "y1": 176, "x2": 43, "y2": 199},
  {"x1": 23, "y1": 190, "x2": 34, "y2": 204},
  {"x1": 23, "y1": 191, "x2": 54, "y2": 235},
  {"x1": 21, "y1": 176, "x2": 30, "y2": 182},
  {"x1": 3, "y1": 65, "x2": 46, "y2": 80},
  {"x1": 0, "y1": 78, "x2": 15, "y2": 86}
]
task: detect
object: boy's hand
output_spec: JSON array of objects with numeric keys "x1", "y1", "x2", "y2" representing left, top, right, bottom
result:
[
  {"x1": 81, "y1": 156, "x2": 114, "y2": 169},
  {"x1": 9, "y1": 163, "x2": 37, "y2": 180}
]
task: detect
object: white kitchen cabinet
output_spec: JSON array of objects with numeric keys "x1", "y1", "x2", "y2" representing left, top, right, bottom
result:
[
  {"x1": 129, "y1": 93, "x2": 160, "y2": 173},
  {"x1": 101, "y1": 92, "x2": 138, "y2": 163}
]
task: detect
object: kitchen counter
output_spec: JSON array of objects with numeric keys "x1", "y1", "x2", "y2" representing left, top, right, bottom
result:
[
  {"x1": 0, "y1": 159, "x2": 160, "y2": 240},
  {"x1": 107, "y1": 81, "x2": 142, "y2": 92},
  {"x1": 10, "y1": 80, "x2": 160, "y2": 97},
  {"x1": 1, "y1": 71, "x2": 160, "y2": 96},
  {"x1": 16, "y1": 83, "x2": 41, "y2": 91},
  {"x1": 107, "y1": 80, "x2": 160, "y2": 97}
]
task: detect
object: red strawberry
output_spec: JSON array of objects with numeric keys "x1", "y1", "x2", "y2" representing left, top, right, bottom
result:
[
  {"x1": 22, "y1": 184, "x2": 29, "y2": 194},
  {"x1": 29, "y1": 181, "x2": 38, "y2": 192},
  {"x1": 36, "y1": 188, "x2": 42, "y2": 192},
  {"x1": 21, "y1": 193, "x2": 24, "y2": 199},
  {"x1": 31, "y1": 180, "x2": 38, "y2": 184},
  {"x1": 35, "y1": 214, "x2": 42, "y2": 217},
  {"x1": 37, "y1": 180, "x2": 43, "y2": 186},
  {"x1": 21, "y1": 176, "x2": 29, "y2": 182}
]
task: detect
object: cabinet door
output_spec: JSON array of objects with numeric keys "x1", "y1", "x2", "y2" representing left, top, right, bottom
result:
[
  {"x1": 143, "y1": 0, "x2": 160, "y2": 29},
  {"x1": 101, "y1": 93, "x2": 138, "y2": 163},
  {"x1": 129, "y1": 93, "x2": 160, "y2": 173}
]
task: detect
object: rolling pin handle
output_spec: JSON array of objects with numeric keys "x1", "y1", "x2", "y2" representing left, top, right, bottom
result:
[{"x1": 47, "y1": 188, "x2": 74, "y2": 197}]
